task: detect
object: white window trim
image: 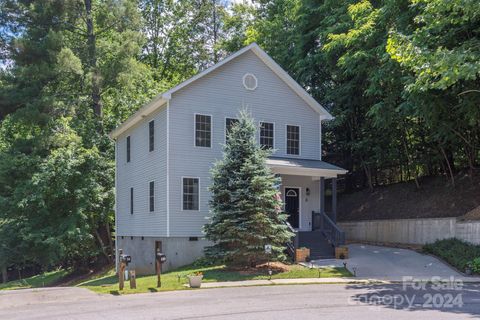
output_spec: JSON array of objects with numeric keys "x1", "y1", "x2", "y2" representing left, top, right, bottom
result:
[
  {"x1": 285, "y1": 124, "x2": 301, "y2": 156},
  {"x1": 224, "y1": 116, "x2": 239, "y2": 144},
  {"x1": 149, "y1": 180, "x2": 155, "y2": 213},
  {"x1": 181, "y1": 176, "x2": 200, "y2": 212},
  {"x1": 283, "y1": 186, "x2": 302, "y2": 230},
  {"x1": 148, "y1": 120, "x2": 155, "y2": 152},
  {"x1": 242, "y1": 73, "x2": 258, "y2": 91},
  {"x1": 194, "y1": 113, "x2": 213, "y2": 148},
  {"x1": 259, "y1": 121, "x2": 275, "y2": 149}
]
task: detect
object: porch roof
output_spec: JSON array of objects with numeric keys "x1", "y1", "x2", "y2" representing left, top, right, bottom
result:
[{"x1": 266, "y1": 157, "x2": 347, "y2": 178}]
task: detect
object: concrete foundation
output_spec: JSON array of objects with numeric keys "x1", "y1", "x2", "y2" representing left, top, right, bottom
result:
[
  {"x1": 339, "y1": 218, "x2": 480, "y2": 245},
  {"x1": 116, "y1": 236, "x2": 211, "y2": 275}
]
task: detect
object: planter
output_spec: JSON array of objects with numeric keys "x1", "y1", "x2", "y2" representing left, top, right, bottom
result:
[
  {"x1": 188, "y1": 275, "x2": 203, "y2": 288},
  {"x1": 335, "y1": 246, "x2": 349, "y2": 259},
  {"x1": 295, "y1": 248, "x2": 310, "y2": 262}
]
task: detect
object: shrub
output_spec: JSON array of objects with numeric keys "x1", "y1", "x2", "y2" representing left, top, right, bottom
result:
[
  {"x1": 470, "y1": 258, "x2": 480, "y2": 274},
  {"x1": 423, "y1": 238, "x2": 480, "y2": 272}
]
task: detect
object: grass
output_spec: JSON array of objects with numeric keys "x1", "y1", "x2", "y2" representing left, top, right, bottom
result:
[
  {"x1": 0, "y1": 269, "x2": 69, "y2": 290},
  {"x1": 424, "y1": 238, "x2": 480, "y2": 272},
  {"x1": 79, "y1": 263, "x2": 352, "y2": 295}
]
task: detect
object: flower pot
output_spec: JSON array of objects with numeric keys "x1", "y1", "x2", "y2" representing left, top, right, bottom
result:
[
  {"x1": 295, "y1": 248, "x2": 310, "y2": 262},
  {"x1": 188, "y1": 275, "x2": 203, "y2": 288}
]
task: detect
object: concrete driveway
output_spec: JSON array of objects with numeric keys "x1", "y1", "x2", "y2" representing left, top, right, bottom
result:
[{"x1": 313, "y1": 244, "x2": 471, "y2": 280}]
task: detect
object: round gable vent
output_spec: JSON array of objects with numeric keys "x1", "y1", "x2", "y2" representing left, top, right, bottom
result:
[{"x1": 242, "y1": 73, "x2": 258, "y2": 91}]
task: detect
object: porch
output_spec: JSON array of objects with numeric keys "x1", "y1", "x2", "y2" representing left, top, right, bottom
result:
[{"x1": 266, "y1": 157, "x2": 348, "y2": 259}]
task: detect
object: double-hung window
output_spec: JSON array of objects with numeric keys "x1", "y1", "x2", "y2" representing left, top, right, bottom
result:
[
  {"x1": 225, "y1": 118, "x2": 239, "y2": 142},
  {"x1": 182, "y1": 178, "x2": 199, "y2": 211},
  {"x1": 195, "y1": 114, "x2": 211, "y2": 147},
  {"x1": 149, "y1": 120, "x2": 154, "y2": 152},
  {"x1": 149, "y1": 181, "x2": 155, "y2": 212},
  {"x1": 260, "y1": 122, "x2": 274, "y2": 149},
  {"x1": 126, "y1": 136, "x2": 131, "y2": 162},
  {"x1": 286, "y1": 125, "x2": 300, "y2": 155}
]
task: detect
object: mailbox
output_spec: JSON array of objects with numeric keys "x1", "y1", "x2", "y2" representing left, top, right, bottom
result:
[
  {"x1": 120, "y1": 254, "x2": 132, "y2": 265},
  {"x1": 156, "y1": 252, "x2": 167, "y2": 264}
]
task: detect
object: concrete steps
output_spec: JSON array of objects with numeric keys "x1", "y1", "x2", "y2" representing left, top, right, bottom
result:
[{"x1": 298, "y1": 231, "x2": 335, "y2": 259}]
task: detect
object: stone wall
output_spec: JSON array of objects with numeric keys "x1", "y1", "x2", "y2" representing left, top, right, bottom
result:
[{"x1": 338, "y1": 218, "x2": 480, "y2": 245}]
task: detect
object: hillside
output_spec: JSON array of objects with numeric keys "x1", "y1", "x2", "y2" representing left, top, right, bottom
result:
[{"x1": 337, "y1": 173, "x2": 480, "y2": 222}]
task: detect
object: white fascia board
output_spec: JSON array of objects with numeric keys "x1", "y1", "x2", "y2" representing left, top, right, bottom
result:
[
  {"x1": 109, "y1": 42, "x2": 334, "y2": 139},
  {"x1": 268, "y1": 165, "x2": 347, "y2": 178},
  {"x1": 249, "y1": 44, "x2": 334, "y2": 120},
  {"x1": 109, "y1": 94, "x2": 168, "y2": 139},
  {"x1": 162, "y1": 43, "x2": 256, "y2": 97}
]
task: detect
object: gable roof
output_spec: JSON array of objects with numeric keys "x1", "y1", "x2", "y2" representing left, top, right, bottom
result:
[{"x1": 109, "y1": 43, "x2": 333, "y2": 139}]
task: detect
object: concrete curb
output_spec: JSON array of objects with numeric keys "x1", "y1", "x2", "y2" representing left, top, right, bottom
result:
[{"x1": 196, "y1": 276, "x2": 480, "y2": 289}]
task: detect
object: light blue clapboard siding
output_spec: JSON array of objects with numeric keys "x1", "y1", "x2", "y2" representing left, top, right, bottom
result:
[
  {"x1": 116, "y1": 104, "x2": 168, "y2": 237},
  {"x1": 168, "y1": 50, "x2": 321, "y2": 237}
]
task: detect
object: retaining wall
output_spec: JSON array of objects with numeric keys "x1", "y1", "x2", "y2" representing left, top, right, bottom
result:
[{"x1": 338, "y1": 218, "x2": 480, "y2": 245}]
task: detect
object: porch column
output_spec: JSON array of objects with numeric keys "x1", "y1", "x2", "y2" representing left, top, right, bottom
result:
[
  {"x1": 319, "y1": 177, "x2": 325, "y2": 214},
  {"x1": 332, "y1": 177, "x2": 337, "y2": 223}
]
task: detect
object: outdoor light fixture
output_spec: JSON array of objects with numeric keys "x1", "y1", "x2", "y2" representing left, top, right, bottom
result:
[{"x1": 306, "y1": 188, "x2": 310, "y2": 196}]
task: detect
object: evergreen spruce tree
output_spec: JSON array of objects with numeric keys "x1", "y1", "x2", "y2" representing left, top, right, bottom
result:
[{"x1": 204, "y1": 111, "x2": 293, "y2": 267}]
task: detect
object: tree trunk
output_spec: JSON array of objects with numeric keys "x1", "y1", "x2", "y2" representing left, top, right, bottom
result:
[
  {"x1": 212, "y1": 0, "x2": 218, "y2": 63},
  {"x1": 402, "y1": 126, "x2": 420, "y2": 189},
  {"x1": 94, "y1": 228, "x2": 111, "y2": 262},
  {"x1": 440, "y1": 145, "x2": 455, "y2": 186},
  {"x1": 105, "y1": 221, "x2": 114, "y2": 258},
  {"x1": 362, "y1": 162, "x2": 374, "y2": 191},
  {"x1": 84, "y1": 0, "x2": 102, "y2": 117},
  {"x1": 1, "y1": 266, "x2": 7, "y2": 283}
]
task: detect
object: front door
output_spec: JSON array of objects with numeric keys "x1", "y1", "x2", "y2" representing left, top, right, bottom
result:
[{"x1": 285, "y1": 187, "x2": 300, "y2": 229}]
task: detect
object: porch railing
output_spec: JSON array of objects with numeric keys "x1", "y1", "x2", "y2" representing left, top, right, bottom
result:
[
  {"x1": 285, "y1": 221, "x2": 298, "y2": 260},
  {"x1": 312, "y1": 211, "x2": 345, "y2": 247}
]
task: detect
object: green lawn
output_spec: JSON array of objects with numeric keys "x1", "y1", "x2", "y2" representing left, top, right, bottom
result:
[
  {"x1": 79, "y1": 264, "x2": 352, "y2": 295},
  {"x1": 0, "y1": 269, "x2": 69, "y2": 290}
]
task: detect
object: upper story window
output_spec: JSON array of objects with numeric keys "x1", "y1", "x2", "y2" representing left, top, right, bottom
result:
[
  {"x1": 225, "y1": 118, "x2": 239, "y2": 142},
  {"x1": 130, "y1": 187, "x2": 134, "y2": 214},
  {"x1": 286, "y1": 125, "x2": 300, "y2": 155},
  {"x1": 149, "y1": 181, "x2": 155, "y2": 212},
  {"x1": 149, "y1": 120, "x2": 154, "y2": 152},
  {"x1": 260, "y1": 122, "x2": 274, "y2": 149},
  {"x1": 126, "y1": 136, "x2": 131, "y2": 162},
  {"x1": 195, "y1": 114, "x2": 211, "y2": 147},
  {"x1": 182, "y1": 177, "x2": 199, "y2": 211}
]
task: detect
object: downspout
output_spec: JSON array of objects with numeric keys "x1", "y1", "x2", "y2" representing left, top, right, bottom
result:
[
  {"x1": 114, "y1": 137, "x2": 119, "y2": 273},
  {"x1": 166, "y1": 97, "x2": 170, "y2": 237}
]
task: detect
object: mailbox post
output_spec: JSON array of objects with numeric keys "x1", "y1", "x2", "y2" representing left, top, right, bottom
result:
[
  {"x1": 118, "y1": 249, "x2": 132, "y2": 291},
  {"x1": 265, "y1": 244, "x2": 272, "y2": 280},
  {"x1": 155, "y1": 248, "x2": 167, "y2": 288}
]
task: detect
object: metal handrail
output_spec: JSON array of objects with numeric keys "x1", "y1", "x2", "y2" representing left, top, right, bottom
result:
[
  {"x1": 312, "y1": 211, "x2": 345, "y2": 247},
  {"x1": 285, "y1": 221, "x2": 298, "y2": 259}
]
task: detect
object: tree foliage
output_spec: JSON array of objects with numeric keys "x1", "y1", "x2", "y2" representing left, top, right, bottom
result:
[
  {"x1": 204, "y1": 111, "x2": 293, "y2": 266},
  {"x1": 0, "y1": 0, "x2": 479, "y2": 275}
]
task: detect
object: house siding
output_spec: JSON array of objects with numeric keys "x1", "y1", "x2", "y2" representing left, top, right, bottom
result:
[
  {"x1": 168, "y1": 50, "x2": 321, "y2": 237},
  {"x1": 116, "y1": 104, "x2": 168, "y2": 237}
]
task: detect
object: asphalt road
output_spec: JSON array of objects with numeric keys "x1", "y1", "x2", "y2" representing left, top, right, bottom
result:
[{"x1": 1, "y1": 284, "x2": 480, "y2": 320}]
